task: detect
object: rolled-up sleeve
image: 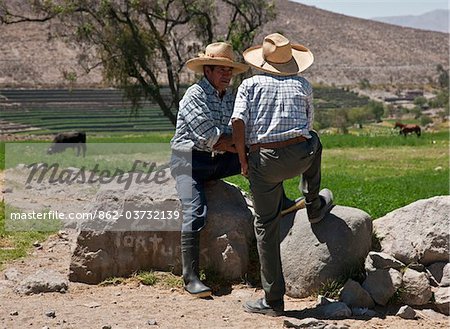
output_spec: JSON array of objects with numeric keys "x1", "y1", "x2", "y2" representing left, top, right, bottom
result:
[{"x1": 231, "y1": 82, "x2": 250, "y2": 125}]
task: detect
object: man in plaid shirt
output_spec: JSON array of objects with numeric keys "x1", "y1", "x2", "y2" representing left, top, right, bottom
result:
[
  {"x1": 232, "y1": 33, "x2": 334, "y2": 316},
  {"x1": 170, "y1": 42, "x2": 248, "y2": 298}
]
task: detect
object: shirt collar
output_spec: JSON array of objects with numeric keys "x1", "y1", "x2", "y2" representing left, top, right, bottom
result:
[{"x1": 199, "y1": 77, "x2": 232, "y2": 98}]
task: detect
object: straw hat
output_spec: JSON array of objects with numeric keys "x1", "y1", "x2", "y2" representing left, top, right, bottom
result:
[
  {"x1": 243, "y1": 33, "x2": 314, "y2": 76},
  {"x1": 186, "y1": 42, "x2": 248, "y2": 75}
]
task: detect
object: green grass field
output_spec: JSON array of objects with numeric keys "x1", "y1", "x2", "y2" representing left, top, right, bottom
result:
[
  {"x1": 226, "y1": 129, "x2": 449, "y2": 219},
  {"x1": 1, "y1": 126, "x2": 449, "y2": 268}
]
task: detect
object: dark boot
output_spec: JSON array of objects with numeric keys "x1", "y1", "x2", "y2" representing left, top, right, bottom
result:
[
  {"x1": 181, "y1": 232, "x2": 212, "y2": 298},
  {"x1": 306, "y1": 188, "x2": 334, "y2": 223}
]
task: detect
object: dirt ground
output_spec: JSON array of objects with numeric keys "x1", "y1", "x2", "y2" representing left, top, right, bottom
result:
[
  {"x1": 1, "y1": 167, "x2": 449, "y2": 329},
  {"x1": 0, "y1": 230, "x2": 449, "y2": 329}
]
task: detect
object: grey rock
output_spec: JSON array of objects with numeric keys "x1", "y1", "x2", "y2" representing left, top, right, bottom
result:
[
  {"x1": 441, "y1": 263, "x2": 450, "y2": 287},
  {"x1": 15, "y1": 269, "x2": 68, "y2": 295},
  {"x1": 317, "y1": 302, "x2": 352, "y2": 318},
  {"x1": 147, "y1": 319, "x2": 157, "y2": 325},
  {"x1": 364, "y1": 251, "x2": 405, "y2": 272},
  {"x1": 362, "y1": 268, "x2": 402, "y2": 306},
  {"x1": 283, "y1": 318, "x2": 327, "y2": 329},
  {"x1": 45, "y1": 310, "x2": 56, "y2": 318},
  {"x1": 427, "y1": 262, "x2": 447, "y2": 286},
  {"x1": 281, "y1": 206, "x2": 373, "y2": 298},
  {"x1": 350, "y1": 307, "x2": 378, "y2": 317},
  {"x1": 396, "y1": 305, "x2": 416, "y2": 319},
  {"x1": 373, "y1": 196, "x2": 450, "y2": 265},
  {"x1": 399, "y1": 268, "x2": 432, "y2": 305},
  {"x1": 4, "y1": 268, "x2": 21, "y2": 282},
  {"x1": 339, "y1": 279, "x2": 375, "y2": 308},
  {"x1": 419, "y1": 308, "x2": 449, "y2": 320},
  {"x1": 69, "y1": 176, "x2": 254, "y2": 284},
  {"x1": 434, "y1": 286, "x2": 450, "y2": 315}
]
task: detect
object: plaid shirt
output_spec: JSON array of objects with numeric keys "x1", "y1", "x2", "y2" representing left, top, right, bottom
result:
[
  {"x1": 171, "y1": 78, "x2": 234, "y2": 152},
  {"x1": 231, "y1": 74, "x2": 314, "y2": 145}
]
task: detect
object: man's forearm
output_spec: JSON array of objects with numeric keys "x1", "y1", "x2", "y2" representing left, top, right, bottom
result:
[{"x1": 231, "y1": 118, "x2": 247, "y2": 162}]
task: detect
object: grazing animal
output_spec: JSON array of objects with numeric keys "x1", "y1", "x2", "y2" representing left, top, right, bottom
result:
[
  {"x1": 394, "y1": 122, "x2": 421, "y2": 137},
  {"x1": 47, "y1": 131, "x2": 87, "y2": 157}
]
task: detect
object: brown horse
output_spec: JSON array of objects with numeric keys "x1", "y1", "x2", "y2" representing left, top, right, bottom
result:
[{"x1": 394, "y1": 122, "x2": 421, "y2": 137}]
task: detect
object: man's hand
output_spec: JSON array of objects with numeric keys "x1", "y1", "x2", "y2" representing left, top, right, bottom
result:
[
  {"x1": 213, "y1": 134, "x2": 236, "y2": 152},
  {"x1": 240, "y1": 157, "x2": 249, "y2": 177}
]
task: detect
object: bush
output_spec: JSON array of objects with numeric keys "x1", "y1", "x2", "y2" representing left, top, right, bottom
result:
[{"x1": 420, "y1": 115, "x2": 433, "y2": 126}]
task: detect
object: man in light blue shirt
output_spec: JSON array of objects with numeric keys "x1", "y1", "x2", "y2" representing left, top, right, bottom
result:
[{"x1": 232, "y1": 33, "x2": 334, "y2": 316}]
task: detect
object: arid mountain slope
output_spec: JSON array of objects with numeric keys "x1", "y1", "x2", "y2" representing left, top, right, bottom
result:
[
  {"x1": 0, "y1": 0, "x2": 448, "y2": 88},
  {"x1": 264, "y1": 0, "x2": 449, "y2": 85}
]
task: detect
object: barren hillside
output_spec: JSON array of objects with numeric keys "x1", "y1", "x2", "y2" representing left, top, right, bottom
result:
[
  {"x1": 0, "y1": 0, "x2": 448, "y2": 88},
  {"x1": 266, "y1": 0, "x2": 449, "y2": 85}
]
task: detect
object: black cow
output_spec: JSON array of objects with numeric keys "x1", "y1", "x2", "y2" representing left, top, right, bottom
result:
[{"x1": 47, "y1": 132, "x2": 87, "y2": 157}]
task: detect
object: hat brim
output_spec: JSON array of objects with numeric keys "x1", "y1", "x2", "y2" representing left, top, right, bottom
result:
[
  {"x1": 243, "y1": 44, "x2": 314, "y2": 76},
  {"x1": 186, "y1": 57, "x2": 248, "y2": 75}
]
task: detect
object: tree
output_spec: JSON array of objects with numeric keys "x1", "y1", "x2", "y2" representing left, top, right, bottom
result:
[
  {"x1": 347, "y1": 107, "x2": 368, "y2": 126},
  {"x1": 413, "y1": 96, "x2": 427, "y2": 108},
  {"x1": 420, "y1": 115, "x2": 432, "y2": 126},
  {"x1": 436, "y1": 64, "x2": 449, "y2": 89},
  {"x1": 0, "y1": 0, "x2": 275, "y2": 125},
  {"x1": 367, "y1": 101, "x2": 384, "y2": 123},
  {"x1": 332, "y1": 108, "x2": 349, "y2": 134}
]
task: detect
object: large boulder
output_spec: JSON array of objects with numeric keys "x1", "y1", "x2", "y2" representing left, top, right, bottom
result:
[
  {"x1": 280, "y1": 205, "x2": 373, "y2": 298},
  {"x1": 373, "y1": 196, "x2": 449, "y2": 265},
  {"x1": 69, "y1": 173, "x2": 254, "y2": 284}
]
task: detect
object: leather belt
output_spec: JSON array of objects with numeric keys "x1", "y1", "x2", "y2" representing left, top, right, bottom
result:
[{"x1": 249, "y1": 136, "x2": 307, "y2": 152}]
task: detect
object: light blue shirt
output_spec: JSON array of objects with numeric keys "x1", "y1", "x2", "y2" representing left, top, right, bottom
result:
[
  {"x1": 171, "y1": 78, "x2": 234, "y2": 152},
  {"x1": 232, "y1": 74, "x2": 314, "y2": 145}
]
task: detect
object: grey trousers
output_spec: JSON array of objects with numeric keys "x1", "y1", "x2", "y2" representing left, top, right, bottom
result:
[{"x1": 248, "y1": 131, "x2": 322, "y2": 302}]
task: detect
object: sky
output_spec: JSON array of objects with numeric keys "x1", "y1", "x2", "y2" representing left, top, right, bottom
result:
[{"x1": 292, "y1": 0, "x2": 449, "y2": 19}]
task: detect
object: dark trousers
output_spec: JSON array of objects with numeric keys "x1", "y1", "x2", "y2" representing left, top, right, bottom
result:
[
  {"x1": 247, "y1": 131, "x2": 322, "y2": 303},
  {"x1": 170, "y1": 150, "x2": 241, "y2": 232}
]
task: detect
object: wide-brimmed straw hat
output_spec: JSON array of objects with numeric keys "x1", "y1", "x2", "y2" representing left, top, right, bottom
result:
[
  {"x1": 186, "y1": 42, "x2": 248, "y2": 75},
  {"x1": 243, "y1": 33, "x2": 314, "y2": 76}
]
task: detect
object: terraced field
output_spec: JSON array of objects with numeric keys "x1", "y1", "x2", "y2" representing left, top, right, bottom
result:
[
  {"x1": 0, "y1": 87, "x2": 370, "y2": 135},
  {"x1": 0, "y1": 89, "x2": 176, "y2": 134},
  {"x1": 313, "y1": 86, "x2": 370, "y2": 109}
]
